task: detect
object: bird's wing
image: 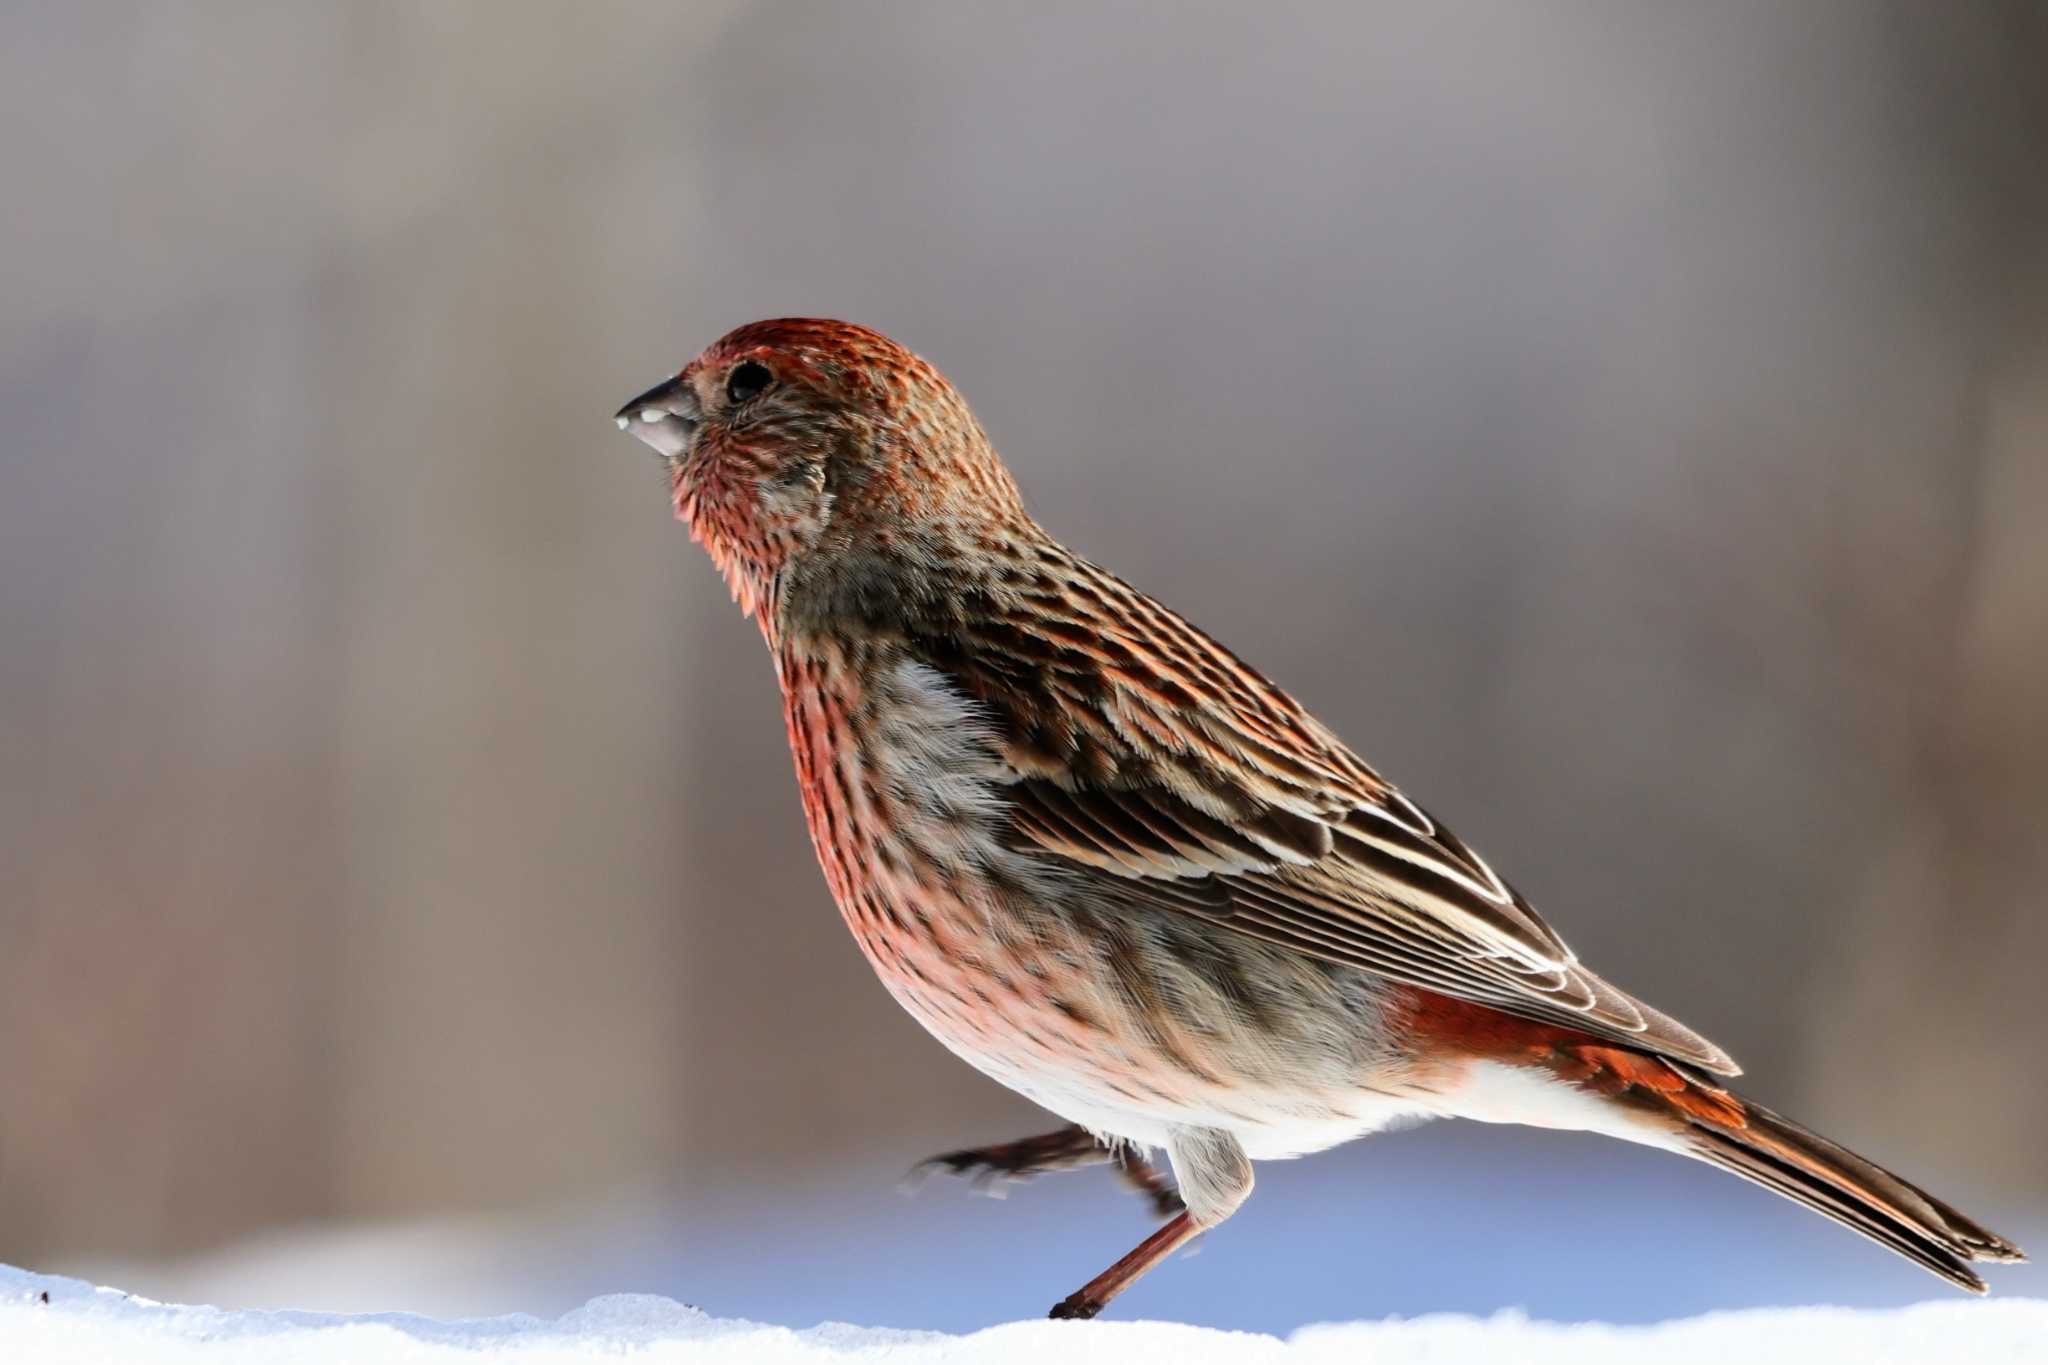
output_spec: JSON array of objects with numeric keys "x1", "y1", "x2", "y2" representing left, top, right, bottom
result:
[{"x1": 917, "y1": 555, "x2": 1740, "y2": 1076}]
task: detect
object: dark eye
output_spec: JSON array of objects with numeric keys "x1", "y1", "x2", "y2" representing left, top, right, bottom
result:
[{"x1": 726, "y1": 361, "x2": 773, "y2": 405}]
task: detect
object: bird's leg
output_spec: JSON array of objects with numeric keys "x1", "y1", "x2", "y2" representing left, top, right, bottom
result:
[
  {"x1": 1049, "y1": 1211, "x2": 1202, "y2": 1320},
  {"x1": 915, "y1": 1124, "x2": 1184, "y2": 1216},
  {"x1": 1050, "y1": 1125, "x2": 1252, "y2": 1320},
  {"x1": 915, "y1": 1123, "x2": 1111, "y2": 1190}
]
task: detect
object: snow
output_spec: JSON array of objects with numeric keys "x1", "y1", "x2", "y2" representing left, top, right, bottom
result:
[{"x1": 5, "y1": 1262, "x2": 2046, "y2": 1364}]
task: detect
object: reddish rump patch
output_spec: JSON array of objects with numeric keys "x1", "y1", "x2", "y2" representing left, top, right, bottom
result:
[{"x1": 1401, "y1": 988, "x2": 1748, "y2": 1130}]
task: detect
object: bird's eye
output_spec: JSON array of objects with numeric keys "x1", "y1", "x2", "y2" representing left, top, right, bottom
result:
[{"x1": 726, "y1": 361, "x2": 773, "y2": 406}]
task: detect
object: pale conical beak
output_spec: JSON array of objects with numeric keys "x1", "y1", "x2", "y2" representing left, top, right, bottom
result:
[{"x1": 613, "y1": 376, "x2": 698, "y2": 460}]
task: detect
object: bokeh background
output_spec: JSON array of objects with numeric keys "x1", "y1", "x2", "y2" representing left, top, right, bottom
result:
[{"x1": 3, "y1": 0, "x2": 2044, "y2": 1334}]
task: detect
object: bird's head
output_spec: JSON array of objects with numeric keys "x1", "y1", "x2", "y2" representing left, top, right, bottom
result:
[{"x1": 616, "y1": 319, "x2": 1026, "y2": 629}]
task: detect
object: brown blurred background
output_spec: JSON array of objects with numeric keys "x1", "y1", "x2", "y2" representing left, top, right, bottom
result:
[{"x1": 2, "y1": 0, "x2": 2044, "y2": 1326}]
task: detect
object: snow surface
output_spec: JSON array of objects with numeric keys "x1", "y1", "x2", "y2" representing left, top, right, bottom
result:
[{"x1": 5, "y1": 1262, "x2": 2046, "y2": 1364}]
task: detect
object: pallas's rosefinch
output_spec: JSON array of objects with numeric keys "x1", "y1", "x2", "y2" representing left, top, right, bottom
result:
[{"x1": 615, "y1": 319, "x2": 2023, "y2": 1318}]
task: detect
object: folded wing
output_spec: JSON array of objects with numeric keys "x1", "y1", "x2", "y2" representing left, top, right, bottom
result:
[{"x1": 917, "y1": 553, "x2": 1739, "y2": 1077}]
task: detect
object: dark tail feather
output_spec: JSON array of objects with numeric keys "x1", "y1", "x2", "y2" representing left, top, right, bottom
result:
[{"x1": 1683, "y1": 1091, "x2": 2026, "y2": 1293}]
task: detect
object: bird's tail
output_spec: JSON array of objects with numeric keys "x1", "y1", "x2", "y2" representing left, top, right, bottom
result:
[
  {"x1": 1538, "y1": 1037, "x2": 2028, "y2": 1291},
  {"x1": 1675, "y1": 1083, "x2": 2026, "y2": 1291},
  {"x1": 1408, "y1": 988, "x2": 2025, "y2": 1289}
]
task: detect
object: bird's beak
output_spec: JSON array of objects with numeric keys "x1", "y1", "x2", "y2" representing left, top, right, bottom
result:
[{"x1": 614, "y1": 375, "x2": 698, "y2": 460}]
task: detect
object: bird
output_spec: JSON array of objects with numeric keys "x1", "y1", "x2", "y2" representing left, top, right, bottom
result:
[{"x1": 614, "y1": 317, "x2": 2024, "y2": 1319}]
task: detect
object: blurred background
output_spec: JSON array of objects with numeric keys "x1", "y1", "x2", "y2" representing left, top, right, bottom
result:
[{"x1": 3, "y1": 0, "x2": 2044, "y2": 1334}]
